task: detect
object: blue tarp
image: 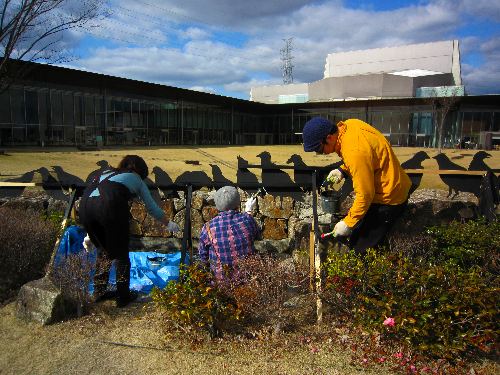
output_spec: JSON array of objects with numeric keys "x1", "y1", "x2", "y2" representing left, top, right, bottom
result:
[{"x1": 55, "y1": 225, "x2": 184, "y2": 294}]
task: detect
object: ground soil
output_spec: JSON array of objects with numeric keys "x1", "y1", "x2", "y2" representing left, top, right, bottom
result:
[{"x1": 0, "y1": 298, "x2": 396, "y2": 375}]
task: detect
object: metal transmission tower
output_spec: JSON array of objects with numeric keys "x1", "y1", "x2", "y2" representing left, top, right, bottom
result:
[{"x1": 280, "y1": 38, "x2": 294, "y2": 84}]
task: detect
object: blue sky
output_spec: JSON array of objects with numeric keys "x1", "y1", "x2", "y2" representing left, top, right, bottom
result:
[{"x1": 59, "y1": 0, "x2": 499, "y2": 99}]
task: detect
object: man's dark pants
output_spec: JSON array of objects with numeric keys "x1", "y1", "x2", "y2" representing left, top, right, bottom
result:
[{"x1": 349, "y1": 201, "x2": 407, "y2": 255}]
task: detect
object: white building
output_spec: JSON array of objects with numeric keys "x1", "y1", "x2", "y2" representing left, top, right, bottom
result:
[{"x1": 250, "y1": 40, "x2": 463, "y2": 104}]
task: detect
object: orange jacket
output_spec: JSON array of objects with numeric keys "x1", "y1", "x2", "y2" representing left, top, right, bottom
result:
[{"x1": 335, "y1": 119, "x2": 411, "y2": 228}]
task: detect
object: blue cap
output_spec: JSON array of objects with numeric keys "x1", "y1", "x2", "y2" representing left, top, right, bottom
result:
[{"x1": 302, "y1": 117, "x2": 337, "y2": 152}]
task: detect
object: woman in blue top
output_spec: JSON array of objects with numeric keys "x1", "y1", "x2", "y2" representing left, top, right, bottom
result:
[{"x1": 79, "y1": 155, "x2": 180, "y2": 307}]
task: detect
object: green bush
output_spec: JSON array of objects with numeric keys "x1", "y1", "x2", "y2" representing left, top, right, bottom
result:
[
  {"x1": 426, "y1": 219, "x2": 500, "y2": 270},
  {"x1": 151, "y1": 264, "x2": 241, "y2": 337},
  {"x1": 322, "y1": 219, "x2": 499, "y2": 359},
  {"x1": 152, "y1": 256, "x2": 311, "y2": 337},
  {"x1": 0, "y1": 206, "x2": 60, "y2": 303}
]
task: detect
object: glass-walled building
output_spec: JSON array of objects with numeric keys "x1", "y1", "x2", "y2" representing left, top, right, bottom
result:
[{"x1": 0, "y1": 62, "x2": 499, "y2": 148}]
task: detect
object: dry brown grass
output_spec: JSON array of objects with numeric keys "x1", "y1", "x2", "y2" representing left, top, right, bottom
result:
[
  {"x1": 1, "y1": 145, "x2": 499, "y2": 191},
  {"x1": 0, "y1": 301, "x2": 398, "y2": 375}
]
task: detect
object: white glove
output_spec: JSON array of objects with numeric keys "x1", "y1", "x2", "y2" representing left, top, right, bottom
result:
[
  {"x1": 333, "y1": 220, "x2": 352, "y2": 237},
  {"x1": 166, "y1": 220, "x2": 181, "y2": 233},
  {"x1": 245, "y1": 196, "x2": 257, "y2": 213},
  {"x1": 82, "y1": 234, "x2": 95, "y2": 253},
  {"x1": 327, "y1": 169, "x2": 344, "y2": 184}
]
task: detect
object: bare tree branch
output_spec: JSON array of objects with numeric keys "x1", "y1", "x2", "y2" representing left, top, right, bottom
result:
[
  {"x1": 426, "y1": 87, "x2": 462, "y2": 153},
  {"x1": 0, "y1": 0, "x2": 104, "y2": 91}
]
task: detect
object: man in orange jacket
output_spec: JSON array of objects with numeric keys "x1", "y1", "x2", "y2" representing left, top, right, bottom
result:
[{"x1": 302, "y1": 117, "x2": 411, "y2": 254}]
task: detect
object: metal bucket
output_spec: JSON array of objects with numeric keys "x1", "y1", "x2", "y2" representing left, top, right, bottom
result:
[{"x1": 319, "y1": 190, "x2": 341, "y2": 214}]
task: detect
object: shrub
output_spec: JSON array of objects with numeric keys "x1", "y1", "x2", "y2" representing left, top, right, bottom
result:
[
  {"x1": 426, "y1": 219, "x2": 500, "y2": 271},
  {"x1": 151, "y1": 263, "x2": 241, "y2": 337},
  {"x1": 217, "y1": 255, "x2": 311, "y2": 329},
  {"x1": 151, "y1": 256, "x2": 312, "y2": 337},
  {"x1": 0, "y1": 206, "x2": 60, "y2": 303},
  {"x1": 322, "y1": 219, "x2": 499, "y2": 359},
  {"x1": 51, "y1": 251, "x2": 112, "y2": 317}
]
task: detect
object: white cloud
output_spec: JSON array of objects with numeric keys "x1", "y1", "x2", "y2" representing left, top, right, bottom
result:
[
  {"x1": 60, "y1": 0, "x2": 499, "y2": 99},
  {"x1": 462, "y1": 36, "x2": 500, "y2": 94},
  {"x1": 188, "y1": 86, "x2": 218, "y2": 94},
  {"x1": 179, "y1": 27, "x2": 211, "y2": 41},
  {"x1": 459, "y1": 0, "x2": 500, "y2": 22}
]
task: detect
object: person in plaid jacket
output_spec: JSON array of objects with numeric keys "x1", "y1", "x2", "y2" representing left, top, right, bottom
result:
[{"x1": 198, "y1": 186, "x2": 260, "y2": 280}]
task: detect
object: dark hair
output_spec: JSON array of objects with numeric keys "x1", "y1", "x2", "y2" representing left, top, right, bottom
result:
[{"x1": 117, "y1": 155, "x2": 149, "y2": 179}]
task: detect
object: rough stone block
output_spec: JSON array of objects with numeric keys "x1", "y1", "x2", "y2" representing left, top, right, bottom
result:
[
  {"x1": 254, "y1": 238, "x2": 293, "y2": 255},
  {"x1": 173, "y1": 208, "x2": 204, "y2": 239},
  {"x1": 130, "y1": 201, "x2": 147, "y2": 223},
  {"x1": 16, "y1": 277, "x2": 76, "y2": 325},
  {"x1": 202, "y1": 206, "x2": 219, "y2": 222},
  {"x1": 262, "y1": 218, "x2": 287, "y2": 240},
  {"x1": 259, "y1": 195, "x2": 294, "y2": 219},
  {"x1": 191, "y1": 193, "x2": 205, "y2": 210}
]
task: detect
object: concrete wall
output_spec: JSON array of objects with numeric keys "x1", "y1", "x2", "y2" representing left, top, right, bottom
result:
[
  {"x1": 250, "y1": 83, "x2": 308, "y2": 104},
  {"x1": 306, "y1": 72, "x2": 455, "y2": 101},
  {"x1": 452, "y1": 40, "x2": 462, "y2": 86},
  {"x1": 309, "y1": 74, "x2": 414, "y2": 101},
  {"x1": 381, "y1": 74, "x2": 414, "y2": 98},
  {"x1": 412, "y1": 73, "x2": 455, "y2": 91}
]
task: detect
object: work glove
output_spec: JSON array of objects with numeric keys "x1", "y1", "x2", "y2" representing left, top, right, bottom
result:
[
  {"x1": 245, "y1": 196, "x2": 257, "y2": 213},
  {"x1": 82, "y1": 234, "x2": 95, "y2": 253},
  {"x1": 166, "y1": 220, "x2": 181, "y2": 233},
  {"x1": 326, "y1": 169, "x2": 344, "y2": 185},
  {"x1": 333, "y1": 220, "x2": 352, "y2": 237}
]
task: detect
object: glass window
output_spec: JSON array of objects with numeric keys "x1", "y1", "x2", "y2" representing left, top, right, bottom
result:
[
  {"x1": 26, "y1": 124, "x2": 39, "y2": 143},
  {"x1": 25, "y1": 90, "x2": 38, "y2": 124},
  {"x1": 106, "y1": 98, "x2": 114, "y2": 127},
  {"x1": 85, "y1": 96, "x2": 95, "y2": 126},
  {"x1": 161, "y1": 104, "x2": 168, "y2": 127},
  {"x1": 131, "y1": 101, "x2": 141, "y2": 127},
  {"x1": 493, "y1": 112, "x2": 500, "y2": 132},
  {"x1": 122, "y1": 100, "x2": 131, "y2": 127},
  {"x1": 11, "y1": 88, "x2": 24, "y2": 125},
  {"x1": 38, "y1": 90, "x2": 49, "y2": 125},
  {"x1": 0, "y1": 90, "x2": 10, "y2": 123},
  {"x1": 95, "y1": 97, "x2": 104, "y2": 127},
  {"x1": 62, "y1": 92, "x2": 73, "y2": 126},
  {"x1": 12, "y1": 127, "x2": 25, "y2": 142},
  {"x1": 51, "y1": 91, "x2": 62, "y2": 125},
  {"x1": 75, "y1": 95, "x2": 83, "y2": 126}
]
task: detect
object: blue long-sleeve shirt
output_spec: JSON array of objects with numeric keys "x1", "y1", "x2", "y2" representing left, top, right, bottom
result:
[{"x1": 88, "y1": 171, "x2": 165, "y2": 220}]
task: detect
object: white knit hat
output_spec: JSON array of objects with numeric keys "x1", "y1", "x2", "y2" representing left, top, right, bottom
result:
[{"x1": 214, "y1": 186, "x2": 240, "y2": 211}]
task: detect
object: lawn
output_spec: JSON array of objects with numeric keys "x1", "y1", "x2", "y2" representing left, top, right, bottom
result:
[{"x1": 1, "y1": 145, "x2": 498, "y2": 191}]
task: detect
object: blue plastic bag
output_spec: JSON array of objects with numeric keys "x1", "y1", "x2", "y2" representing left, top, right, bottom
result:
[{"x1": 55, "y1": 226, "x2": 185, "y2": 295}]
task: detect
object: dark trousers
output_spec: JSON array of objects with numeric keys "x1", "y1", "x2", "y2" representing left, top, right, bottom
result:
[
  {"x1": 93, "y1": 250, "x2": 131, "y2": 300},
  {"x1": 349, "y1": 201, "x2": 407, "y2": 255},
  {"x1": 79, "y1": 181, "x2": 132, "y2": 302}
]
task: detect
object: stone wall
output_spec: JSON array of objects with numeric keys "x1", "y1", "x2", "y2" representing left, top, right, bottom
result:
[
  {"x1": 1, "y1": 188, "x2": 482, "y2": 259},
  {"x1": 125, "y1": 188, "x2": 481, "y2": 257}
]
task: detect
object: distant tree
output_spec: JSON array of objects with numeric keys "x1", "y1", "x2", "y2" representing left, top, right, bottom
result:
[
  {"x1": 0, "y1": 0, "x2": 104, "y2": 90},
  {"x1": 427, "y1": 86, "x2": 462, "y2": 153}
]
